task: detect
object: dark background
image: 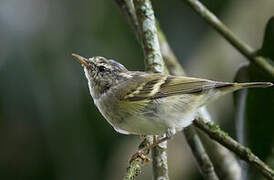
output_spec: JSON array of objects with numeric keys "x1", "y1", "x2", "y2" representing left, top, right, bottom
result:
[{"x1": 0, "y1": 0, "x2": 273, "y2": 179}]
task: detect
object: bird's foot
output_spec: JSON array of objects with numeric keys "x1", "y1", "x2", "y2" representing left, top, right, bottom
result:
[
  {"x1": 129, "y1": 150, "x2": 150, "y2": 163},
  {"x1": 139, "y1": 134, "x2": 146, "y2": 139},
  {"x1": 129, "y1": 134, "x2": 172, "y2": 164}
]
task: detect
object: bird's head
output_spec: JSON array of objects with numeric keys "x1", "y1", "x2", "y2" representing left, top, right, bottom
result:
[{"x1": 72, "y1": 53, "x2": 129, "y2": 98}]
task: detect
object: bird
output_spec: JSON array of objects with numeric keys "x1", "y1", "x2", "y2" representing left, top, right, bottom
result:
[{"x1": 72, "y1": 53, "x2": 273, "y2": 157}]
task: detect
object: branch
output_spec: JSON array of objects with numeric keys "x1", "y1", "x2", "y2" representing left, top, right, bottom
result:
[
  {"x1": 151, "y1": 135, "x2": 169, "y2": 179},
  {"x1": 124, "y1": 138, "x2": 151, "y2": 180},
  {"x1": 132, "y1": 1, "x2": 169, "y2": 179},
  {"x1": 196, "y1": 129, "x2": 241, "y2": 180},
  {"x1": 115, "y1": 0, "x2": 168, "y2": 179},
  {"x1": 183, "y1": 0, "x2": 274, "y2": 78},
  {"x1": 133, "y1": 0, "x2": 165, "y2": 73},
  {"x1": 194, "y1": 117, "x2": 274, "y2": 180},
  {"x1": 184, "y1": 126, "x2": 219, "y2": 180},
  {"x1": 124, "y1": 158, "x2": 142, "y2": 180}
]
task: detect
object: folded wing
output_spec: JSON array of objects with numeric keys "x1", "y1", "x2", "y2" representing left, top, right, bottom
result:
[{"x1": 120, "y1": 73, "x2": 233, "y2": 101}]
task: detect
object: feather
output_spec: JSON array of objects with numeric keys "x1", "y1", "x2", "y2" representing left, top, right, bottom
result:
[{"x1": 119, "y1": 73, "x2": 233, "y2": 101}]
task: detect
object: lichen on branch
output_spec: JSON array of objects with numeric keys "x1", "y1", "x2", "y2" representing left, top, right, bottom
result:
[{"x1": 133, "y1": 0, "x2": 165, "y2": 73}]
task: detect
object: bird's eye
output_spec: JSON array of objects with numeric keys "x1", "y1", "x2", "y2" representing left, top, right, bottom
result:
[{"x1": 98, "y1": 66, "x2": 106, "y2": 72}]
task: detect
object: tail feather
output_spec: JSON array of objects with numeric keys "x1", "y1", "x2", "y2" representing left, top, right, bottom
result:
[
  {"x1": 215, "y1": 81, "x2": 273, "y2": 95},
  {"x1": 236, "y1": 82, "x2": 273, "y2": 89},
  {"x1": 199, "y1": 81, "x2": 272, "y2": 107}
]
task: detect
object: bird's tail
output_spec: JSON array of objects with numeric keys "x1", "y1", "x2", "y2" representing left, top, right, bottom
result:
[
  {"x1": 198, "y1": 81, "x2": 272, "y2": 107},
  {"x1": 233, "y1": 82, "x2": 273, "y2": 90},
  {"x1": 216, "y1": 81, "x2": 273, "y2": 96}
]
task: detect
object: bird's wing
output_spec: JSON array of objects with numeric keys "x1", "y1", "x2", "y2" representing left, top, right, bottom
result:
[{"x1": 119, "y1": 73, "x2": 233, "y2": 101}]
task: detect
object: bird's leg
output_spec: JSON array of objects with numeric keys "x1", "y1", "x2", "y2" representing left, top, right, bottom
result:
[
  {"x1": 130, "y1": 150, "x2": 151, "y2": 163},
  {"x1": 130, "y1": 135, "x2": 171, "y2": 163},
  {"x1": 153, "y1": 135, "x2": 157, "y2": 144},
  {"x1": 139, "y1": 134, "x2": 146, "y2": 139}
]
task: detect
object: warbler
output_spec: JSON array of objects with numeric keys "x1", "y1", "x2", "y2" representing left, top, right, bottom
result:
[{"x1": 72, "y1": 53, "x2": 273, "y2": 138}]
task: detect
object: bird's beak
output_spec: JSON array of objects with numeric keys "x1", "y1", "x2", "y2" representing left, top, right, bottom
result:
[{"x1": 72, "y1": 53, "x2": 89, "y2": 67}]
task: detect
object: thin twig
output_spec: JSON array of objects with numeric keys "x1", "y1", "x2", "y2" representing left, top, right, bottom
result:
[
  {"x1": 183, "y1": 0, "x2": 274, "y2": 78},
  {"x1": 184, "y1": 126, "x2": 219, "y2": 180},
  {"x1": 196, "y1": 129, "x2": 241, "y2": 180},
  {"x1": 194, "y1": 117, "x2": 274, "y2": 180}
]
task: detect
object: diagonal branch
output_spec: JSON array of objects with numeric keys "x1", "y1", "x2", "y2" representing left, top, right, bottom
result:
[
  {"x1": 184, "y1": 126, "x2": 219, "y2": 180},
  {"x1": 194, "y1": 117, "x2": 274, "y2": 180},
  {"x1": 183, "y1": 0, "x2": 274, "y2": 78}
]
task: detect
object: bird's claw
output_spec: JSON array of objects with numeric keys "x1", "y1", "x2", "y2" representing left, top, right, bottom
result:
[
  {"x1": 129, "y1": 150, "x2": 150, "y2": 163},
  {"x1": 139, "y1": 134, "x2": 146, "y2": 139}
]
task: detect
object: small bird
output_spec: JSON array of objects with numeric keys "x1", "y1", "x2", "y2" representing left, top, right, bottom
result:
[{"x1": 72, "y1": 53, "x2": 273, "y2": 141}]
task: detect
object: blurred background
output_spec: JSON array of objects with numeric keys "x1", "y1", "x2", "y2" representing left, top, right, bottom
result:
[{"x1": 0, "y1": 0, "x2": 273, "y2": 179}]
